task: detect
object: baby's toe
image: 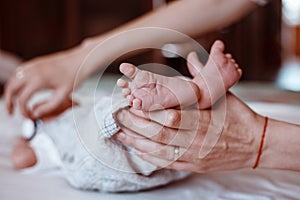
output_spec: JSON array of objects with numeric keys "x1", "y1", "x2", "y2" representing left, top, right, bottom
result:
[
  {"x1": 122, "y1": 88, "x2": 131, "y2": 97},
  {"x1": 120, "y1": 63, "x2": 138, "y2": 79},
  {"x1": 225, "y1": 53, "x2": 232, "y2": 59},
  {"x1": 117, "y1": 78, "x2": 128, "y2": 88},
  {"x1": 237, "y1": 68, "x2": 243, "y2": 76},
  {"x1": 127, "y1": 95, "x2": 134, "y2": 106},
  {"x1": 210, "y1": 40, "x2": 225, "y2": 55},
  {"x1": 132, "y1": 99, "x2": 142, "y2": 109}
]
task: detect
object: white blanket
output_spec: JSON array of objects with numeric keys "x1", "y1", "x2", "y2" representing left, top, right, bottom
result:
[{"x1": 23, "y1": 96, "x2": 189, "y2": 192}]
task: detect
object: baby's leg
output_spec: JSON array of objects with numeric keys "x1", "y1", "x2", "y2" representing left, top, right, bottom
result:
[
  {"x1": 190, "y1": 40, "x2": 242, "y2": 108},
  {"x1": 117, "y1": 63, "x2": 200, "y2": 111}
]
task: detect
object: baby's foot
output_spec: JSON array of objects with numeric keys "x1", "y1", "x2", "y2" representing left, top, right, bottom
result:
[
  {"x1": 11, "y1": 137, "x2": 37, "y2": 169},
  {"x1": 117, "y1": 63, "x2": 200, "y2": 111},
  {"x1": 190, "y1": 40, "x2": 242, "y2": 108},
  {"x1": 117, "y1": 40, "x2": 242, "y2": 111}
]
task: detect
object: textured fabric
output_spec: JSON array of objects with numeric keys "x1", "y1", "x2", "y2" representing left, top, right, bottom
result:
[
  {"x1": 22, "y1": 133, "x2": 63, "y2": 174},
  {"x1": 29, "y1": 95, "x2": 189, "y2": 192},
  {"x1": 98, "y1": 99, "x2": 126, "y2": 138},
  {"x1": 100, "y1": 113, "x2": 120, "y2": 138}
]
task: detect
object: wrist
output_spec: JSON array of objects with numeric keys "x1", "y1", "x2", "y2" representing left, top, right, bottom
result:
[
  {"x1": 79, "y1": 37, "x2": 98, "y2": 50},
  {"x1": 70, "y1": 38, "x2": 101, "y2": 81},
  {"x1": 76, "y1": 36, "x2": 111, "y2": 79},
  {"x1": 79, "y1": 34, "x2": 109, "y2": 51},
  {"x1": 252, "y1": 116, "x2": 269, "y2": 169},
  {"x1": 258, "y1": 118, "x2": 300, "y2": 171},
  {"x1": 246, "y1": 113, "x2": 266, "y2": 168}
]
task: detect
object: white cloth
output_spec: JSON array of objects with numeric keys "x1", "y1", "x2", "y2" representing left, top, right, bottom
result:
[
  {"x1": 27, "y1": 95, "x2": 189, "y2": 192},
  {"x1": 22, "y1": 133, "x2": 63, "y2": 174}
]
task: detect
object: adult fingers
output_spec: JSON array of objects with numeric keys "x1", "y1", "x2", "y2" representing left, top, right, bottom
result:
[
  {"x1": 116, "y1": 109, "x2": 203, "y2": 147},
  {"x1": 116, "y1": 129, "x2": 176, "y2": 161},
  {"x1": 115, "y1": 129, "x2": 200, "y2": 162},
  {"x1": 18, "y1": 82, "x2": 43, "y2": 118},
  {"x1": 4, "y1": 76, "x2": 25, "y2": 115},
  {"x1": 129, "y1": 108, "x2": 211, "y2": 130},
  {"x1": 134, "y1": 144, "x2": 233, "y2": 173},
  {"x1": 116, "y1": 130, "x2": 223, "y2": 173},
  {"x1": 32, "y1": 88, "x2": 70, "y2": 118},
  {"x1": 117, "y1": 131, "x2": 196, "y2": 170},
  {"x1": 135, "y1": 150, "x2": 196, "y2": 172},
  {"x1": 34, "y1": 97, "x2": 76, "y2": 120}
]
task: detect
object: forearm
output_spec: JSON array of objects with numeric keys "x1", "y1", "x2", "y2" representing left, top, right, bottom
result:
[
  {"x1": 99, "y1": 0, "x2": 258, "y2": 39},
  {"x1": 77, "y1": 0, "x2": 258, "y2": 78},
  {"x1": 260, "y1": 118, "x2": 300, "y2": 171}
]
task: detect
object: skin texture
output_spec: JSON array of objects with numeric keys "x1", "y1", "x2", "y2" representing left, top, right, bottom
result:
[
  {"x1": 114, "y1": 60, "x2": 300, "y2": 173},
  {"x1": 11, "y1": 137, "x2": 37, "y2": 170},
  {"x1": 117, "y1": 40, "x2": 242, "y2": 111},
  {"x1": 114, "y1": 92, "x2": 262, "y2": 172},
  {"x1": 4, "y1": 0, "x2": 257, "y2": 119},
  {"x1": 114, "y1": 94, "x2": 300, "y2": 172}
]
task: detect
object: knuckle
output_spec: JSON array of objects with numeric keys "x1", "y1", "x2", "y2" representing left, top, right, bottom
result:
[
  {"x1": 195, "y1": 112, "x2": 211, "y2": 129},
  {"x1": 166, "y1": 110, "x2": 180, "y2": 127},
  {"x1": 156, "y1": 127, "x2": 171, "y2": 143}
]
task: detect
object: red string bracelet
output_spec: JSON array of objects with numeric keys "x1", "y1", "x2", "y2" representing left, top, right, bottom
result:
[{"x1": 253, "y1": 117, "x2": 269, "y2": 169}]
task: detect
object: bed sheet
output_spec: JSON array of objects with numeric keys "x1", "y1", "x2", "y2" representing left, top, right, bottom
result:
[{"x1": 1, "y1": 77, "x2": 300, "y2": 200}]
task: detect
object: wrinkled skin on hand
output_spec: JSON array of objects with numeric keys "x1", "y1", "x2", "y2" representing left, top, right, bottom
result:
[{"x1": 114, "y1": 92, "x2": 264, "y2": 173}]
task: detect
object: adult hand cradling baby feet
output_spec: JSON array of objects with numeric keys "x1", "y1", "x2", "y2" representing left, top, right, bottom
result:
[
  {"x1": 114, "y1": 39, "x2": 300, "y2": 173},
  {"x1": 114, "y1": 40, "x2": 300, "y2": 173}
]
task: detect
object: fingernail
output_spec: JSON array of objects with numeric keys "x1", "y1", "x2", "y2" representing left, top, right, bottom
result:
[{"x1": 33, "y1": 111, "x2": 40, "y2": 118}]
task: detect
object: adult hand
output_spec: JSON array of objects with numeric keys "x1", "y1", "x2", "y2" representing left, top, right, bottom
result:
[
  {"x1": 4, "y1": 44, "x2": 90, "y2": 119},
  {"x1": 114, "y1": 92, "x2": 266, "y2": 173}
]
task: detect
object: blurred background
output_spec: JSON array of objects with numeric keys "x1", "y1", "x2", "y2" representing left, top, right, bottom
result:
[{"x1": 0, "y1": 0, "x2": 299, "y2": 94}]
